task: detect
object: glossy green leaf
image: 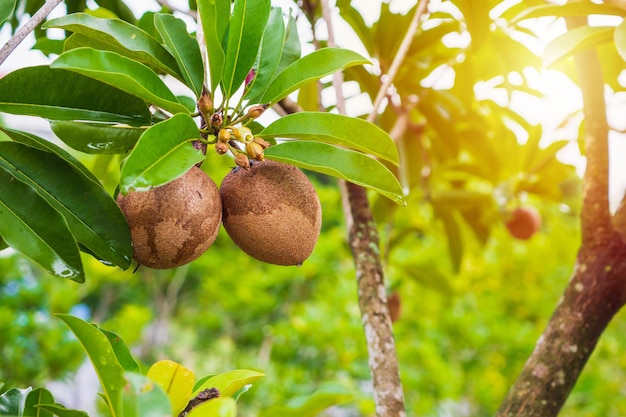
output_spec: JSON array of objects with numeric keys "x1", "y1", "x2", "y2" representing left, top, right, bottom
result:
[
  {"x1": 197, "y1": 0, "x2": 230, "y2": 91},
  {"x1": 121, "y1": 373, "x2": 172, "y2": 417},
  {"x1": 0, "y1": 387, "x2": 31, "y2": 416},
  {"x1": 93, "y1": 0, "x2": 136, "y2": 23},
  {"x1": 264, "y1": 141, "x2": 405, "y2": 205},
  {"x1": 51, "y1": 48, "x2": 189, "y2": 115},
  {"x1": 186, "y1": 397, "x2": 236, "y2": 417},
  {"x1": 260, "y1": 48, "x2": 369, "y2": 104},
  {"x1": 510, "y1": 2, "x2": 625, "y2": 25},
  {"x1": 0, "y1": 142, "x2": 132, "y2": 269},
  {"x1": 0, "y1": 168, "x2": 84, "y2": 282},
  {"x1": 99, "y1": 328, "x2": 141, "y2": 374},
  {"x1": 222, "y1": 0, "x2": 271, "y2": 97},
  {"x1": 615, "y1": 19, "x2": 626, "y2": 61},
  {"x1": 244, "y1": 8, "x2": 286, "y2": 101},
  {"x1": 543, "y1": 25, "x2": 614, "y2": 68},
  {"x1": 275, "y1": 14, "x2": 301, "y2": 78},
  {"x1": 154, "y1": 13, "x2": 204, "y2": 97},
  {"x1": 24, "y1": 387, "x2": 55, "y2": 417},
  {"x1": 1, "y1": 127, "x2": 100, "y2": 184},
  {"x1": 120, "y1": 114, "x2": 204, "y2": 194},
  {"x1": 0, "y1": 0, "x2": 16, "y2": 26},
  {"x1": 147, "y1": 360, "x2": 195, "y2": 415},
  {"x1": 259, "y1": 112, "x2": 399, "y2": 165},
  {"x1": 43, "y1": 13, "x2": 181, "y2": 79},
  {"x1": 0, "y1": 66, "x2": 151, "y2": 125},
  {"x1": 57, "y1": 314, "x2": 125, "y2": 417},
  {"x1": 51, "y1": 121, "x2": 145, "y2": 154},
  {"x1": 193, "y1": 370, "x2": 264, "y2": 398},
  {"x1": 36, "y1": 404, "x2": 88, "y2": 417}
]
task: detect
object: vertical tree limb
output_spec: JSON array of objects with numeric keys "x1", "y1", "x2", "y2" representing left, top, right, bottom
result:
[
  {"x1": 0, "y1": 0, "x2": 63, "y2": 67},
  {"x1": 495, "y1": 13, "x2": 626, "y2": 417}
]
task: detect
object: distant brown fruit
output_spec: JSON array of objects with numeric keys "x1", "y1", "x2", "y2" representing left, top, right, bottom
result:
[
  {"x1": 220, "y1": 160, "x2": 322, "y2": 265},
  {"x1": 387, "y1": 291, "x2": 402, "y2": 323},
  {"x1": 117, "y1": 166, "x2": 222, "y2": 269},
  {"x1": 505, "y1": 206, "x2": 542, "y2": 240}
]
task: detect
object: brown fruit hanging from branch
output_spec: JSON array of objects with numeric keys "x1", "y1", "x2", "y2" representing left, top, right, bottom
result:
[
  {"x1": 220, "y1": 160, "x2": 322, "y2": 266},
  {"x1": 116, "y1": 166, "x2": 222, "y2": 269},
  {"x1": 504, "y1": 206, "x2": 542, "y2": 240}
]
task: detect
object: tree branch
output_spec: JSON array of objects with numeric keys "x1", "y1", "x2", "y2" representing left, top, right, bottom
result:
[{"x1": 0, "y1": 0, "x2": 63, "y2": 67}]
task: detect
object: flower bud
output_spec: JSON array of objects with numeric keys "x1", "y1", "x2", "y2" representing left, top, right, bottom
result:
[
  {"x1": 253, "y1": 137, "x2": 271, "y2": 149},
  {"x1": 198, "y1": 92, "x2": 213, "y2": 114},
  {"x1": 245, "y1": 70, "x2": 255, "y2": 87},
  {"x1": 245, "y1": 104, "x2": 267, "y2": 120},
  {"x1": 233, "y1": 126, "x2": 253, "y2": 142},
  {"x1": 218, "y1": 129, "x2": 231, "y2": 143},
  {"x1": 210, "y1": 112, "x2": 223, "y2": 128},
  {"x1": 215, "y1": 141, "x2": 228, "y2": 155},
  {"x1": 246, "y1": 141, "x2": 265, "y2": 161},
  {"x1": 234, "y1": 152, "x2": 251, "y2": 169}
]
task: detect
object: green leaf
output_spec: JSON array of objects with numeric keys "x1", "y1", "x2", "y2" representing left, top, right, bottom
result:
[
  {"x1": 258, "y1": 112, "x2": 399, "y2": 165},
  {"x1": 99, "y1": 328, "x2": 141, "y2": 374},
  {"x1": 433, "y1": 205, "x2": 463, "y2": 273},
  {"x1": 50, "y1": 121, "x2": 145, "y2": 154},
  {"x1": 24, "y1": 388, "x2": 55, "y2": 417},
  {"x1": 120, "y1": 373, "x2": 172, "y2": 417},
  {"x1": 274, "y1": 14, "x2": 301, "y2": 77},
  {"x1": 243, "y1": 8, "x2": 286, "y2": 101},
  {"x1": 543, "y1": 25, "x2": 615, "y2": 68},
  {"x1": 0, "y1": 0, "x2": 15, "y2": 26},
  {"x1": 35, "y1": 405, "x2": 88, "y2": 417},
  {"x1": 0, "y1": 168, "x2": 84, "y2": 281},
  {"x1": 146, "y1": 360, "x2": 194, "y2": 415},
  {"x1": 193, "y1": 370, "x2": 264, "y2": 398},
  {"x1": 0, "y1": 388, "x2": 31, "y2": 416},
  {"x1": 0, "y1": 66, "x2": 151, "y2": 125},
  {"x1": 0, "y1": 142, "x2": 132, "y2": 269},
  {"x1": 120, "y1": 114, "x2": 204, "y2": 194},
  {"x1": 93, "y1": 0, "x2": 136, "y2": 23},
  {"x1": 221, "y1": 0, "x2": 271, "y2": 97},
  {"x1": 154, "y1": 14, "x2": 204, "y2": 97},
  {"x1": 615, "y1": 19, "x2": 626, "y2": 61},
  {"x1": 265, "y1": 141, "x2": 405, "y2": 205},
  {"x1": 51, "y1": 48, "x2": 189, "y2": 115},
  {"x1": 197, "y1": 0, "x2": 230, "y2": 91},
  {"x1": 260, "y1": 48, "x2": 369, "y2": 104},
  {"x1": 509, "y1": 2, "x2": 625, "y2": 25},
  {"x1": 259, "y1": 387, "x2": 353, "y2": 417},
  {"x1": 186, "y1": 398, "x2": 236, "y2": 417},
  {"x1": 43, "y1": 13, "x2": 181, "y2": 79},
  {"x1": 57, "y1": 315, "x2": 125, "y2": 417}
]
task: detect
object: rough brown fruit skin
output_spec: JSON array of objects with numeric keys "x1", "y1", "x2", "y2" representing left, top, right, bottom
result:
[
  {"x1": 505, "y1": 206, "x2": 542, "y2": 240},
  {"x1": 220, "y1": 160, "x2": 322, "y2": 266},
  {"x1": 116, "y1": 166, "x2": 222, "y2": 269}
]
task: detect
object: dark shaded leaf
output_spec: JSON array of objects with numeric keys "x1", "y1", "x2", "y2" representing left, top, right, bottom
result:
[
  {"x1": 0, "y1": 388, "x2": 31, "y2": 416},
  {"x1": 36, "y1": 405, "x2": 88, "y2": 417},
  {"x1": 24, "y1": 388, "x2": 55, "y2": 417},
  {"x1": 50, "y1": 121, "x2": 145, "y2": 154}
]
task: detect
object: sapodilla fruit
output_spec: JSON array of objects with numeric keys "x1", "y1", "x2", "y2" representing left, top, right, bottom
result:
[
  {"x1": 505, "y1": 206, "x2": 541, "y2": 240},
  {"x1": 220, "y1": 160, "x2": 322, "y2": 266},
  {"x1": 116, "y1": 166, "x2": 222, "y2": 269}
]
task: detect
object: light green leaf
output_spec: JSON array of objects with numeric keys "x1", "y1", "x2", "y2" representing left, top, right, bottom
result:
[
  {"x1": 43, "y1": 13, "x2": 181, "y2": 79},
  {"x1": 36, "y1": 404, "x2": 88, "y2": 417},
  {"x1": 57, "y1": 315, "x2": 125, "y2": 417},
  {"x1": 510, "y1": 2, "x2": 625, "y2": 25},
  {"x1": 24, "y1": 388, "x2": 55, "y2": 417},
  {"x1": 186, "y1": 398, "x2": 236, "y2": 417},
  {"x1": 258, "y1": 112, "x2": 399, "y2": 165},
  {"x1": 0, "y1": 168, "x2": 84, "y2": 282},
  {"x1": 0, "y1": 142, "x2": 132, "y2": 269},
  {"x1": 51, "y1": 121, "x2": 145, "y2": 154},
  {"x1": 543, "y1": 25, "x2": 614, "y2": 68},
  {"x1": 0, "y1": 66, "x2": 151, "y2": 125},
  {"x1": 264, "y1": 141, "x2": 405, "y2": 205},
  {"x1": 99, "y1": 328, "x2": 141, "y2": 374},
  {"x1": 259, "y1": 387, "x2": 353, "y2": 417},
  {"x1": 193, "y1": 370, "x2": 265, "y2": 398},
  {"x1": 120, "y1": 373, "x2": 172, "y2": 417},
  {"x1": 51, "y1": 48, "x2": 189, "y2": 114},
  {"x1": 154, "y1": 13, "x2": 204, "y2": 97},
  {"x1": 222, "y1": 0, "x2": 271, "y2": 97},
  {"x1": 0, "y1": 0, "x2": 15, "y2": 26},
  {"x1": 197, "y1": 0, "x2": 230, "y2": 91},
  {"x1": 260, "y1": 48, "x2": 369, "y2": 104},
  {"x1": 615, "y1": 19, "x2": 626, "y2": 61},
  {"x1": 120, "y1": 114, "x2": 204, "y2": 194}
]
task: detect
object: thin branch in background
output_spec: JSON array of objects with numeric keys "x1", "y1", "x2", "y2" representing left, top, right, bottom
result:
[{"x1": 0, "y1": 0, "x2": 64, "y2": 67}]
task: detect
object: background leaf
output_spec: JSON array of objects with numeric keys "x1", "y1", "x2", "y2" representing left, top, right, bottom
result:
[
  {"x1": 221, "y1": 0, "x2": 271, "y2": 97},
  {"x1": 260, "y1": 48, "x2": 369, "y2": 104},
  {"x1": 57, "y1": 315, "x2": 125, "y2": 417},
  {"x1": 0, "y1": 142, "x2": 132, "y2": 269},
  {"x1": 51, "y1": 48, "x2": 189, "y2": 115},
  {"x1": 146, "y1": 360, "x2": 194, "y2": 415},
  {"x1": 43, "y1": 13, "x2": 181, "y2": 79},
  {"x1": 258, "y1": 112, "x2": 400, "y2": 165},
  {"x1": 50, "y1": 121, "x2": 145, "y2": 154},
  {"x1": 119, "y1": 114, "x2": 204, "y2": 194},
  {"x1": 264, "y1": 141, "x2": 406, "y2": 205},
  {"x1": 0, "y1": 168, "x2": 84, "y2": 281},
  {"x1": 614, "y1": 19, "x2": 626, "y2": 61},
  {"x1": 0, "y1": 67, "x2": 151, "y2": 125},
  {"x1": 259, "y1": 387, "x2": 353, "y2": 417},
  {"x1": 197, "y1": 0, "x2": 230, "y2": 91},
  {"x1": 0, "y1": 0, "x2": 16, "y2": 26},
  {"x1": 543, "y1": 25, "x2": 615, "y2": 67},
  {"x1": 154, "y1": 13, "x2": 204, "y2": 97}
]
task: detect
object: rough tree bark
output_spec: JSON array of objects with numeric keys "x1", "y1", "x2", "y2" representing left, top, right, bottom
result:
[{"x1": 495, "y1": 14, "x2": 626, "y2": 417}]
